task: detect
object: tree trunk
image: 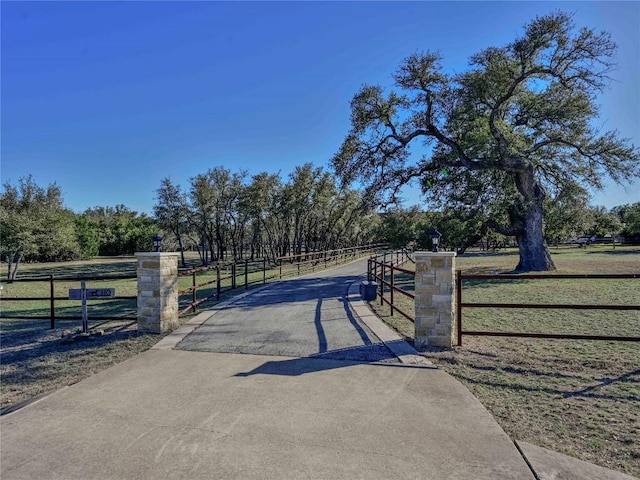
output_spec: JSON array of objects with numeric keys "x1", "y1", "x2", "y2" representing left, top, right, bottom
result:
[
  {"x1": 176, "y1": 233, "x2": 186, "y2": 267},
  {"x1": 7, "y1": 253, "x2": 22, "y2": 282},
  {"x1": 7, "y1": 253, "x2": 14, "y2": 282},
  {"x1": 514, "y1": 167, "x2": 556, "y2": 272}
]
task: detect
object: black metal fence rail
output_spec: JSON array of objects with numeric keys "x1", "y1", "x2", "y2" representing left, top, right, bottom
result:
[
  {"x1": 456, "y1": 272, "x2": 640, "y2": 345},
  {"x1": 367, "y1": 250, "x2": 415, "y2": 322},
  {"x1": 0, "y1": 274, "x2": 137, "y2": 328}
]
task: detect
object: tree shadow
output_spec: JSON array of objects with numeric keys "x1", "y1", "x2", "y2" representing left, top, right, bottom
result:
[
  {"x1": 458, "y1": 251, "x2": 516, "y2": 258},
  {"x1": 235, "y1": 340, "x2": 436, "y2": 377},
  {"x1": 563, "y1": 368, "x2": 640, "y2": 400},
  {"x1": 586, "y1": 249, "x2": 640, "y2": 256},
  {"x1": 5, "y1": 259, "x2": 137, "y2": 280},
  {"x1": 453, "y1": 363, "x2": 640, "y2": 403}
]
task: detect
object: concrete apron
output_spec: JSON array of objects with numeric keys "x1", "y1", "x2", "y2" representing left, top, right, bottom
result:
[{"x1": 0, "y1": 349, "x2": 535, "y2": 480}]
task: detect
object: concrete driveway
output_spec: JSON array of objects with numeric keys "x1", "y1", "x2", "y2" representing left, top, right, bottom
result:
[
  {"x1": 174, "y1": 260, "x2": 398, "y2": 361},
  {"x1": 1, "y1": 259, "x2": 540, "y2": 479}
]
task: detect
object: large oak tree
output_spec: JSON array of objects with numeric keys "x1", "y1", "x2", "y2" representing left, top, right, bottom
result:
[{"x1": 332, "y1": 12, "x2": 639, "y2": 271}]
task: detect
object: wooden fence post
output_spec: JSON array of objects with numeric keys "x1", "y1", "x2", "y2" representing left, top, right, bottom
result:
[{"x1": 245, "y1": 259, "x2": 249, "y2": 290}]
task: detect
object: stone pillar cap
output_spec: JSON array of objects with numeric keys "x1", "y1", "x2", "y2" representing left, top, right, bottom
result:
[{"x1": 414, "y1": 251, "x2": 457, "y2": 257}]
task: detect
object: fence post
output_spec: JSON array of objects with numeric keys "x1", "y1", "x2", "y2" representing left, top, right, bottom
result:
[
  {"x1": 380, "y1": 262, "x2": 385, "y2": 306},
  {"x1": 279, "y1": 264, "x2": 282, "y2": 280},
  {"x1": 263, "y1": 258, "x2": 266, "y2": 284},
  {"x1": 456, "y1": 270, "x2": 463, "y2": 346},
  {"x1": 135, "y1": 252, "x2": 179, "y2": 334},
  {"x1": 245, "y1": 259, "x2": 249, "y2": 290},
  {"x1": 216, "y1": 265, "x2": 221, "y2": 301},
  {"x1": 390, "y1": 265, "x2": 395, "y2": 316},
  {"x1": 50, "y1": 274, "x2": 55, "y2": 329},
  {"x1": 192, "y1": 271, "x2": 197, "y2": 313},
  {"x1": 414, "y1": 252, "x2": 457, "y2": 348},
  {"x1": 232, "y1": 263, "x2": 236, "y2": 290}
]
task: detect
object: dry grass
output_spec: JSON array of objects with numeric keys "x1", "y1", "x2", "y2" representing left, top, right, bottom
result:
[
  {"x1": 1, "y1": 320, "x2": 158, "y2": 411},
  {"x1": 369, "y1": 245, "x2": 640, "y2": 477}
]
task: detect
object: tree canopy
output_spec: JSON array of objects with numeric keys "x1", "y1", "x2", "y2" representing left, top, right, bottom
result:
[
  {"x1": 153, "y1": 165, "x2": 379, "y2": 266},
  {"x1": 0, "y1": 175, "x2": 80, "y2": 279},
  {"x1": 332, "y1": 12, "x2": 639, "y2": 271}
]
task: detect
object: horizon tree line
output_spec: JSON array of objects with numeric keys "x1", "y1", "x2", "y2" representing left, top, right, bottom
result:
[{"x1": 2, "y1": 172, "x2": 639, "y2": 280}]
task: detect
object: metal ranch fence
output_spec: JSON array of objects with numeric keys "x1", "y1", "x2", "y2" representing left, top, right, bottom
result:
[
  {"x1": 1, "y1": 244, "x2": 388, "y2": 329},
  {"x1": 368, "y1": 250, "x2": 415, "y2": 323},
  {"x1": 456, "y1": 271, "x2": 640, "y2": 345},
  {"x1": 366, "y1": 255, "x2": 640, "y2": 345}
]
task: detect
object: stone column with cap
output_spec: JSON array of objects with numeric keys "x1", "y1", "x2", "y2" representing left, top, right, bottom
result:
[
  {"x1": 135, "y1": 252, "x2": 179, "y2": 334},
  {"x1": 414, "y1": 251, "x2": 457, "y2": 348}
]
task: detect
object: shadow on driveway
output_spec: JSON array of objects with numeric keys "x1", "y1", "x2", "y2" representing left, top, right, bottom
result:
[{"x1": 235, "y1": 340, "x2": 436, "y2": 377}]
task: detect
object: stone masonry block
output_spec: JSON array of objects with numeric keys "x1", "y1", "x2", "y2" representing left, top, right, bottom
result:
[
  {"x1": 142, "y1": 261, "x2": 161, "y2": 269},
  {"x1": 416, "y1": 285, "x2": 439, "y2": 296},
  {"x1": 418, "y1": 274, "x2": 435, "y2": 286},
  {"x1": 431, "y1": 257, "x2": 445, "y2": 268},
  {"x1": 435, "y1": 269, "x2": 452, "y2": 284},
  {"x1": 415, "y1": 307, "x2": 439, "y2": 318},
  {"x1": 415, "y1": 262, "x2": 430, "y2": 273},
  {"x1": 432, "y1": 294, "x2": 452, "y2": 308},
  {"x1": 427, "y1": 336, "x2": 452, "y2": 348}
]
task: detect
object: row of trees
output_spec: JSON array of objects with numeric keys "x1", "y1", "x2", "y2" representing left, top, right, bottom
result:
[
  {"x1": 0, "y1": 166, "x2": 380, "y2": 278},
  {"x1": 153, "y1": 164, "x2": 378, "y2": 267},
  {"x1": 1, "y1": 171, "x2": 637, "y2": 279},
  {"x1": 0, "y1": 175, "x2": 155, "y2": 280},
  {"x1": 376, "y1": 202, "x2": 640, "y2": 252}
]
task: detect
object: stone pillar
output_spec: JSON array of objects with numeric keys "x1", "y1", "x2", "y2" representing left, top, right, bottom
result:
[
  {"x1": 135, "y1": 252, "x2": 179, "y2": 334},
  {"x1": 414, "y1": 252, "x2": 457, "y2": 348}
]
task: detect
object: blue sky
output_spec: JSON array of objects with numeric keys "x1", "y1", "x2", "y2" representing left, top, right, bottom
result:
[{"x1": 2, "y1": 1, "x2": 639, "y2": 214}]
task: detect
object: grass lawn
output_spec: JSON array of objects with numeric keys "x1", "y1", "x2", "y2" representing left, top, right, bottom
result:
[{"x1": 370, "y1": 245, "x2": 640, "y2": 477}]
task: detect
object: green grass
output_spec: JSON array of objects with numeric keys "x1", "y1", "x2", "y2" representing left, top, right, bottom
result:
[
  {"x1": 0, "y1": 253, "x2": 351, "y2": 321},
  {"x1": 369, "y1": 245, "x2": 640, "y2": 477}
]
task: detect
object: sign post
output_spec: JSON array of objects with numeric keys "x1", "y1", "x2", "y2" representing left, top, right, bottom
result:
[{"x1": 68, "y1": 284, "x2": 115, "y2": 333}]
